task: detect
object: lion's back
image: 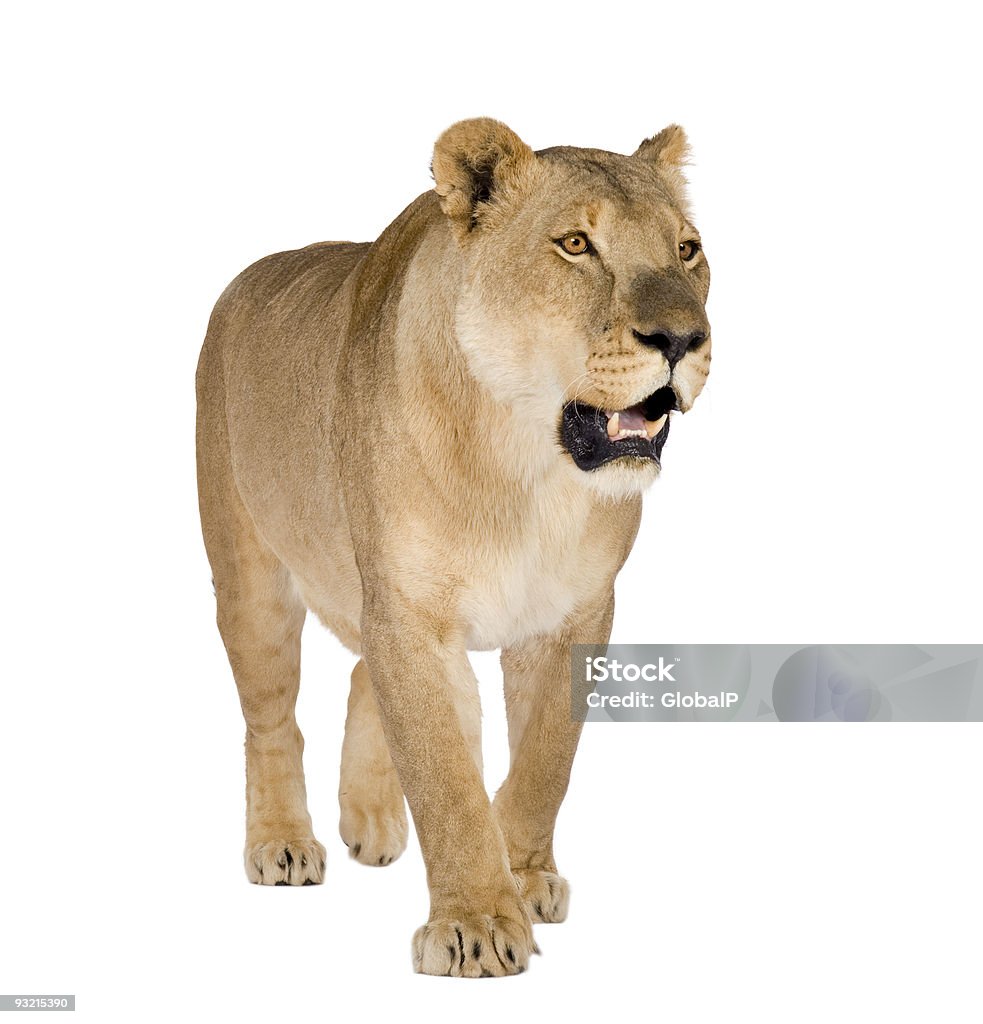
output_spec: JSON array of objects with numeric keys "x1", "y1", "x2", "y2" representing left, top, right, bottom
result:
[
  {"x1": 197, "y1": 239, "x2": 370, "y2": 412},
  {"x1": 213, "y1": 240, "x2": 371, "y2": 334}
]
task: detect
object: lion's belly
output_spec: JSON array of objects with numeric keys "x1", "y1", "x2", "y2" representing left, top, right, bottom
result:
[
  {"x1": 277, "y1": 467, "x2": 609, "y2": 654},
  {"x1": 294, "y1": 541, "x2": 584, "y2": 654}
]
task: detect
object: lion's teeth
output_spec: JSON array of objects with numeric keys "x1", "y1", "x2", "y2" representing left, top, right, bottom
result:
[
  {"x1": 645, "y1": 414, "x2": 668, "y2": 438},
  {"x1": 607, "y1": 411, "x2": 662, "y2": 442}
]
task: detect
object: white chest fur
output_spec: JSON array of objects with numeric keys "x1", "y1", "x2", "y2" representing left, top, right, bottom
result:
[{"x1": 457, "y1": 477, "x2": 596, "y2": 651}]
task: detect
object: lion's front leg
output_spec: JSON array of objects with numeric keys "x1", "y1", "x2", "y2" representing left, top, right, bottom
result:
[
  {"x1": 493, "y1": 595, "x2": 615, "y2": 923},
  {"x1": 361, "y1": 599, "x2": 534, "y2": 978}
]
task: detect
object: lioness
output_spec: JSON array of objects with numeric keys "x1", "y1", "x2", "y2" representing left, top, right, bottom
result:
[{"x1": 196, "y1": 118, "x2": 710, "y2": 976}]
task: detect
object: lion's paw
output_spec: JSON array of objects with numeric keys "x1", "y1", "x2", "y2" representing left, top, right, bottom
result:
[
  {"x1": 514, "y1": 869, "x2": 570, "y2": 923},
  {"x1": 245, "y1": 836, "x2": 326, "y2": 885},
  {"x1": 412, "y1": 911, "x2": 537, "y2": 977},
  {"x1": 340, "y1": 800, "x2": 408, "y2": 867}
]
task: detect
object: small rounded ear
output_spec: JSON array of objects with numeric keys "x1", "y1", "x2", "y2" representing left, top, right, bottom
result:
[
  {"x1": 634, "y1": 124, "x2": 691, "y2": 211},
  {"x1": 431, "y1": 118, "x2": 535, "y2": 231},
  {"x1": 634, "y1": 124, "x2": 690, "y2": 170}
]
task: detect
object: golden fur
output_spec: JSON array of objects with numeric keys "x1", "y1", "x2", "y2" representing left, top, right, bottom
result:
[{"x1": 196, "y1": 118, "x2": 710, "y2": 975}]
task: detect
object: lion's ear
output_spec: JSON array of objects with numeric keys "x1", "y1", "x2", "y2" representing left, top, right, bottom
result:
[
  {"x1": 633, "y1": 124, "x2": 691, "y2": 211},
  {"x1": 431, "y1": 118, "x2": 535, "y2": 232},
  {"x1": 634, "y1": 124, "x2": 690, "y2": 169}
]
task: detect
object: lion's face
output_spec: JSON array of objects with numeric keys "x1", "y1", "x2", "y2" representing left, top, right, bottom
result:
[{"x1": 433, "y1": 120, "x2": 710, "y2": 497}]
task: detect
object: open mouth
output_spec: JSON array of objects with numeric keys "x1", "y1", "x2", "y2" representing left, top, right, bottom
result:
[{"x1": 559, "y1": 386, "x2": 677, "y2": 471}]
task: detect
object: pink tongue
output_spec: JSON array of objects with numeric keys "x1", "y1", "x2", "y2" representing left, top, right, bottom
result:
[{"x1": 616, "y1": 407, "x2": 647, "y2": 431}]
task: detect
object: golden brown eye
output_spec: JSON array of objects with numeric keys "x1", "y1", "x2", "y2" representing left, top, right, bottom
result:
[
  {"x1": 560, "y1": 232, "x2": 591, "y2": 255},
  {"x1": 679, "y1": 240, "x2": 701, "y2": 262}
]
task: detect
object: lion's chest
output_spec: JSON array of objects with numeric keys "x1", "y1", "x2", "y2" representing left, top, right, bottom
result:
[{"x1": 454, "y1": 490, "x2": 598, "y2": 651}]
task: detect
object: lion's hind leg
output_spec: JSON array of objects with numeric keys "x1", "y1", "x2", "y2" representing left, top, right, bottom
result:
[
  {"x1": 197, "y1": 349, "x2": 325, "y2": 885},
  {"x1": 338, "y1": 659, "x2": 409, "y2": 866}
]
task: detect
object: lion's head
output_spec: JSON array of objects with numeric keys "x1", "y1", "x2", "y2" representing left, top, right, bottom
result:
[{"x1": 432, "y1": 118, "x2": 711, "y2": 498}]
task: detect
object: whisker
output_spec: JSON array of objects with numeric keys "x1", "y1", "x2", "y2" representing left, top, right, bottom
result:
[
  {"x1": 563, "y1": 371, "x2": 592, "y2": 416},
  {"x1": 561, "y1": 369, "x2": 614, "y2": 435}
]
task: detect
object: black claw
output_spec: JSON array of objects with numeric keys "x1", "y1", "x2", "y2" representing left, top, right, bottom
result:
[
  {"x1": 352, "y1": 843, "x2": 361, "y2": 857},
  {"x1": 284, "y1": 849, "x2": 294, "y2": 867},
  {"x1": 379, "y1": 856, "x2": 386, "y2": 865},
  {"x1": 455, "y1": 928, "x2": 466, "y2": 969},
  {"x1": 490, "y1": 927, "x2": 508, "y2": 973},
  {"x1": 472, "y1": 940, "x2": 482, "y2": 959},
  {"x1": 505, "y1": 946, "x2": 516, "y2": 964},
  {"x1": 533, "y1": 902, "x2": 544, "y2": 920}
]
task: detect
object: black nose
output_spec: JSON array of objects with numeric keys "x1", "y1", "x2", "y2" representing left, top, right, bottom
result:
[{"x1": 632, "y1": 328, "x2": 706, "y2": 368}]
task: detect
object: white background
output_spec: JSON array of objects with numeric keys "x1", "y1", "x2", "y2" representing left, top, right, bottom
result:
[{"x1": 2, "y1": 2, "x2": 981, "y2": 1021}]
